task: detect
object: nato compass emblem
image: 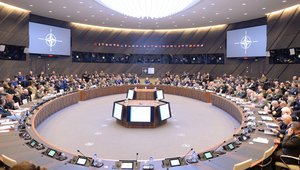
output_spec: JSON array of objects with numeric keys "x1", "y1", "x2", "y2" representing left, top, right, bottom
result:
[
  {"x1": 234, "y1": 31, "x2": 258, "y2": 54},
  {"x1": 38, "y1": 28, "x2": 63, "y2": 51}
]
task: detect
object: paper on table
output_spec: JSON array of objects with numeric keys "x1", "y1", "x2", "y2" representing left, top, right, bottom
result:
[
  {"x1": 261, "y1": 116, "x2": 273, "y2": 121},
  {"x1": 258, "y1": 111, "x2": 268, "y2": 115},
  {"x1": 0, "y1": 121, "x2": 17, "y2": 125},
  {"x1": 253, "y1": 137, "x2": 269, "y2": 144},
  {"x1": 0, "y1": 125, "x2": 14, "y2": 130},
  {"x1": 265, "y1": 122, "x2": 279, "y2": 128}
]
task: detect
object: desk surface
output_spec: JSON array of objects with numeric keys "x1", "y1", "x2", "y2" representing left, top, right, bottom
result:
[
  {"x1": 0, "y1": 86, "x2": 278, "y2": 170},
  {"x1": 119, "y1": 100, "x2": 164, "y2": 107}
]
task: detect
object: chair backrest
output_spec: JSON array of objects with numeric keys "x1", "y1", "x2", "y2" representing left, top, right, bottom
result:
[
  {"x1": 233, "y1": 159, "x2": 252, "y2": 170},
  {"x1": 1, "y1": 154, "x2": 17, "y2": 168},
  {"x1": 263, "y1": 146, "x2": 274, "y2": 159}
]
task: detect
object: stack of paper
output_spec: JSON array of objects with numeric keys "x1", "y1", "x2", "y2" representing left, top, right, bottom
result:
[{"x1": 253, "y1": 137, "x2": 269, "y2": 144}]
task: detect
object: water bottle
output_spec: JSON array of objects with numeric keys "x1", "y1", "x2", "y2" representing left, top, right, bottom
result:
[
  {"x1": 192, "y1": 151, "x2": 198, "y2": 162},
  {"x1": 149, "y1": 156, "x2": 154, "y2": 165}
]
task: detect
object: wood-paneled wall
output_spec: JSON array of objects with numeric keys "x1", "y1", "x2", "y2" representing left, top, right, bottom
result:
[{"x1": 0, "y1": 4, "x2": 299, "y2": 81}]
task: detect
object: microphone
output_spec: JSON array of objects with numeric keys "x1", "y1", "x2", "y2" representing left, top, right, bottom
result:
[
  {"x1": 135, "y1": 153, "x2": 139, "y2": 168},
  {"x1": 183, "y1": 148, "x2": 193, "y2": 159},
  {"x1": 77, "y1": 149, "x2": 86, "y2": 157},
  {"x1": 213, "y1": 141, "x2": 226, "y2": 155}
]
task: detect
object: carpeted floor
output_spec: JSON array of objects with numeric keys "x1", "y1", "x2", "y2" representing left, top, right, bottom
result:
[{"x1": 37, "y1": 94, "x2": 240, "y2": 160}]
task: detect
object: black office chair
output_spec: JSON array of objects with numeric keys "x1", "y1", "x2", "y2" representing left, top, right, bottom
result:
[{"x1": 275, "y1": 154, "x2": 300, "y2": 170}]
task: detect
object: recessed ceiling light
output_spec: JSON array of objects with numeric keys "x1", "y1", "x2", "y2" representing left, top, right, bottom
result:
[
  {"x1": 228, "y1": 8, "x2": 232, "y2": 11},
  {"x1": 226, "y1": 17, "x2": 230, "y2": 19},
  {"x1": 48, "y1": 10, "x2": 52, "y2": 13},
  {"x1": 77, "y1": 11, "x2": 80, "y2": 13},
  {"x1": 111, "y1": 13, "x2": 114, "y2": 16},
  {"x1": 211, "y1": 3, "x2": 215, "y2": 5},
  {"x1": 67, "y1": 15, "x2": 71, "y2": 18},
  {"x1": 201, "y1": 16, "x2": 205, "y2": 19},
  {"x1": 89, "y1": 6, "x2": 93, "y2": 8},
  {"x1": 216, "y1": 12, "x2": 219, "y2": 15},
  {"x1": 202, "y1": 7, "x2": 206, "y2": 10},
  {"x1": 62, "y1": 6, "x2": 67, "y2": 8},
  {"x1": 209, "y1": 21, "x2": 213, "y2": 22},
  {"x1": 91, "y1": 15, "x2": 95, "y2": 17},
  {"x1": 48, "y1": 1, "x2": 53, "y2": 3},
  {"x1": 29, "y1": 4, "x2": 33, "y2": 7},
  {"x1": 282, "y1": 0, "x2": 287, "y2": 2},
  {"x1": 262, "y1": 7, "x2": 266, "y2": 10},
  {"x1": 242, "y1": 3, "x2": 246, "y2": 5},
  {"x1": 79, "y1": 1, "x2": 84, "y2": 4},
  {"x1": 244, "y1": 13, "x2": 247, "y2": 15}
]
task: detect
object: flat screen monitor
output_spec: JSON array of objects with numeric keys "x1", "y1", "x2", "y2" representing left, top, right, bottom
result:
[
  {"x1": 127, "y1": 89, "x2": 135, "y2": 100},
  {"x1": 76, "y1": 157, "x2": 87, "y2": 165},
  {"x1": 130, "y1": 106, "x2": 152, "y2": 123},
  {"x1": 227, "y1": 25, "x2": 267, "y2": 58},
  {"x1": 169, "y1": 158, "x2": 181, "y2": 167},
  {"x1": 112, "y1": 102, "x2": 123, "y2": 120},
  {"x1": 29, "y1": 140, "x2": 37, "y2": 147},
  {"x1": 156, "y1": 90, "x2": 164, "y2": 100},
  {"x1": 47, "y1": 149, "x2": 56, "y2": 157},
  {"x1": 159, "y1": 103, "x2": 171, "y2": 121},
  {"x1": 203, "y1": 151, "x2": 213, "y2": 159},
  {"x1": 29, "y1": 22, "x2": 71, "y2": 56},
  {"x1": 228, "y1": 143, "x2": 235, "y2": 150},
  {"x1": 121, "y1": 162, "x2": 133, "y2": 169}
]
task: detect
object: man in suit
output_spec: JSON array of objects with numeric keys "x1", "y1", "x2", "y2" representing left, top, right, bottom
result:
[
  {"x1": 273, "y1": 121, "x2": 300, "y2": 164},
  {"x1": 0, "y1": 98, "x2": 18, "y2": 120},
  {"x1": 270, "y1": 100, "x2": 282, "y2": 118}
]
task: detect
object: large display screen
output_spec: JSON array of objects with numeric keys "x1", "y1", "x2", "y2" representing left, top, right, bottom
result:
[
  {"x1": 227, "y1": 25, "x2": 266, "y2": 58},
  {"x1": 130, "y1": 106, "x2": 152, "y2": 123},
  {"x1": 112, "y1": 103, "x2": 123, "y2": 120},
  {"x1": 29, "y1": 22, "x2": 71, "y2": 56},
  {"x1": 156, "y1": 90, "x2": 164, "y2": 100},
  {"x1": 159, "y1": 103, "x2": 171, "y2": 121},
  {"x1": 127, "y1": 89, "x2": 135, "y2": 100}
]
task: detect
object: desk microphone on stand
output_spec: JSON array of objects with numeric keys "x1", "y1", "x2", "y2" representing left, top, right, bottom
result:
[
  {"x1": 135, "y1": 153, "x2": 139, "y2": 169},
  {"x1": 183, "y1": 148, "x2": 193, "y2": 159},
  {"x1": 77, "y1": 149, "x2": 86, "y2": 157}
]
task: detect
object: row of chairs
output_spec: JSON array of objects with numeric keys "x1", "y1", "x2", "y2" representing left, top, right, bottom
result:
[
  {"x1": 233, "y1": 146, "x2": 299, "y2": 170},
  {"x1": 1, "y1": 152, "x2": 299, "y2": 170}
]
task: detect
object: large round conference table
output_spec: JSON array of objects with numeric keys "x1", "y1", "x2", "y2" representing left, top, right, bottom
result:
[{"x1": 0, "y1": 85, "x2": 278, "y2": 170}]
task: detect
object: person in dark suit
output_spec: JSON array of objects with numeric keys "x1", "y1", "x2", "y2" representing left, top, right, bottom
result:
[
  {"x1": 270, "y1": 100, "x2": 282, "y2": 118},
  {"x1": 273, "y1": 121, "x2": 300, "y2": 164},
  {"x1": 0, "y1": 98, "x2": 18, "y2": 120}
]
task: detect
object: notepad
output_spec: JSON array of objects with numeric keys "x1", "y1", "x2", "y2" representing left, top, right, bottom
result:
[
  {"x1": 258, "y1": 111, "x2": 268, "y2": 115},
  {"x1": 253, "y1": 137, "x2": 269, "y2": 144},
  {"x1": 0, "y1": 125, "x2": 14, "y2": 130},
  {"x1": 261, "y1": 116, "x2": 273, "y2": 121},
  {"x1": 265, "y1": 122, "x2": 279, "y2": 128}
]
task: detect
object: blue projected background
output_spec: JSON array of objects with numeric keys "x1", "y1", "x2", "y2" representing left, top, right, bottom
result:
[
  {"x1": 29, "y1": 22, "x2": 71, "y2": 56},
  {"x1": 226, "y1": 25, "x2": 267, "y2": 58}
]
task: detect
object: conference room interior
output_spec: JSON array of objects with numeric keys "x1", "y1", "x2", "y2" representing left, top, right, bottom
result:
[{"x1": 0, "y1": 0, "x2": 300, "y2": 170}]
